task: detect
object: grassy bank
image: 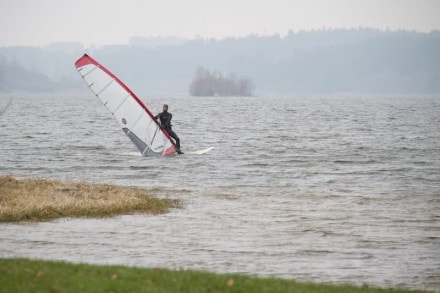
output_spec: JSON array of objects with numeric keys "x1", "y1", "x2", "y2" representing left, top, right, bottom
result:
[
  {"x1": 0, "y1": 175, "x2": 180, "y2": 222},
  {"x1": 0, "y1": 258, "x2": 419, "y2": 293}
]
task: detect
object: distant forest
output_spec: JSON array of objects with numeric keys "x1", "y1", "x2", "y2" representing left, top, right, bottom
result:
[
  {"x1": 189, "y1": 66, "x2": 254, "y2": 96},
  {"x1": 1, "y1": 28, "x2": 439, "y2": 95}
]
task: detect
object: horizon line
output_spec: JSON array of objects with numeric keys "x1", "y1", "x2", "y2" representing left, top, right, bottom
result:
[{"x1": 1, "y1": 27, "x2": 439, "y2": 48}]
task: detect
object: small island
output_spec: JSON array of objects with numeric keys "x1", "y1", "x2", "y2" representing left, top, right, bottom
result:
[{"x1": 189, "y1": 66, "x2": 254, "y2": 97}]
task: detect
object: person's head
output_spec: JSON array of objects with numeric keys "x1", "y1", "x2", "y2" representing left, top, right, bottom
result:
[{"x1": 163, "y1": 104, "x2": 168, "y2": 112}]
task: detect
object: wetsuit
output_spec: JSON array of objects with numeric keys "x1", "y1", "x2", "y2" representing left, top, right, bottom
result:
[{"x1": 155, "y1": 111, "x2": 181, "y2": 152}]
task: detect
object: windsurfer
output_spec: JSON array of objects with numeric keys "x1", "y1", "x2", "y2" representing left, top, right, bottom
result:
[{"x1": 155, "y1": 104, "x2": 183, "y2": 154}]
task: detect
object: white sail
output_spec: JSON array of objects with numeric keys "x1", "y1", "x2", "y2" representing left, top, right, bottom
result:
[{"x1": 75, "y1": 54, "x2": 176, "y2": 156}]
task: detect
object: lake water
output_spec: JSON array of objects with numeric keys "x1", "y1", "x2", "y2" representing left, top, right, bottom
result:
[{"x1": 0, "y1": 94, "x2": 439, "y2": 290}]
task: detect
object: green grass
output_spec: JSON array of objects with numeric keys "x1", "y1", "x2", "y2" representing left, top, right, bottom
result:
[{"x1": 0, "y1": 258, "x2": 419, "y2": 293}]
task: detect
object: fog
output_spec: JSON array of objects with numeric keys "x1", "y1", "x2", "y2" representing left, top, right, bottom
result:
[
  {"x1": 1, "y1": 0, "x2": 439, "y2": 47},
  {"x1": 1, "y1": 29, "x2": 439, "y2": 95},
  {"x1": 1, "y1": 0, "x2": 439, "y2": 95}
]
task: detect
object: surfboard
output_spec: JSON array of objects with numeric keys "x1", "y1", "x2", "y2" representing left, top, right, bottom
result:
[{"x1": 187, "y1": 146, "x2": 214, "y2": 155}]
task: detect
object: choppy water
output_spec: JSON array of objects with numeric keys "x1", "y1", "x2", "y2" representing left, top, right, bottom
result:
[{"x1": 0, "y1": 94, "x2": 439, "y2": 290}]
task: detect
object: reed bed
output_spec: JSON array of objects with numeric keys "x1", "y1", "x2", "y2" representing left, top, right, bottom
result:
[{"x1": 0, "y1": 174, "x2": 180, "y2": 222}]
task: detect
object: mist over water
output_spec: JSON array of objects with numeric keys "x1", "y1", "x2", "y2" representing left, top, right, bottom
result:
[{"x1": 0, "y1": 94, "x2": 439, "y2": 290}]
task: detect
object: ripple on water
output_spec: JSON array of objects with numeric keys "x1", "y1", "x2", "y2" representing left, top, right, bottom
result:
[{"x1": 0, "y1": 95, "x2": 439, "y2": 291}]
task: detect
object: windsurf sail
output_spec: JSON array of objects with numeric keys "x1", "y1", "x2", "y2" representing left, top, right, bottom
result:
[{"x1": 74, "y1": 54, "x2": 176, "y2": 156}]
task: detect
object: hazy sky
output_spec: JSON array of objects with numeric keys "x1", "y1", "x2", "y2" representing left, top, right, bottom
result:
[{"x1": 1, "y1": 0, "x2": 439, "y2": 47}]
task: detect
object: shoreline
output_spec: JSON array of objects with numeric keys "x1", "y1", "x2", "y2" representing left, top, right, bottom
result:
[
  {"x1": 0, "y1": 175, "x2": 428, "y2": 292},
  {"x1": 0, "y1": 175, "x2": 180, "y2": 223},
  {"x1": 0, "y1": 258, "x2": 419, "y2": 292}
]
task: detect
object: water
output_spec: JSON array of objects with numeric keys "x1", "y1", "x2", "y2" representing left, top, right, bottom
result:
[{"x1": 1, "y1": 94, "x2": 439, "y2": 290}]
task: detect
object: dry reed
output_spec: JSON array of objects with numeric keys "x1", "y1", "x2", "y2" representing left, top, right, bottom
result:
[{"x1": 0, "y1": 174, "x2": 180, "y2": 222}]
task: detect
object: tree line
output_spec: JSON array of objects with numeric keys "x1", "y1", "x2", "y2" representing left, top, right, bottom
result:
[
  {"x1": 189, "y1": 66, "x2": 254, "y2": 96},
  {"x1": 1, "y1": 28, "x2": 439, "y2": 95}
]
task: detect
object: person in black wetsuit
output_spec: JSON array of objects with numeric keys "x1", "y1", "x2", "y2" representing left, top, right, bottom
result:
[{"x1": 155, "y1": 104, "x2": 183, "y2": 154}]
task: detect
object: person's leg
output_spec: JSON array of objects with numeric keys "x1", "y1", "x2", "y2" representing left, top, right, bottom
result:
[{"x1": 167, "y1": 129, "x2": 181, "y2": 151}]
